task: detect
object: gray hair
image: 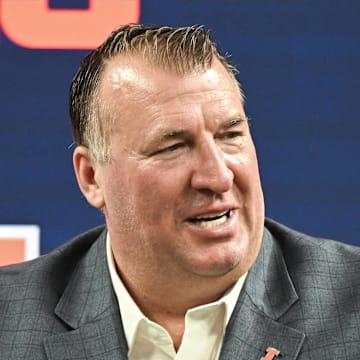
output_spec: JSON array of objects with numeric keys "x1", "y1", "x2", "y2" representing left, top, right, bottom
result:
[{"x1": 69, "y1": 24, "x2": 240, "y2": 162}]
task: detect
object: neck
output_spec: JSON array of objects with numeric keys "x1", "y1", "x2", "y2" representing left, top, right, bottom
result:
[
  {"x1": 109, "y1": 229, "x2": 245, "y2": 347},
  {"x1": 116, "y1": 264, "x2": 237, "y2": 352},
  {"x1": 114, "y1": 252, "x2": 239, "y2": 315}
]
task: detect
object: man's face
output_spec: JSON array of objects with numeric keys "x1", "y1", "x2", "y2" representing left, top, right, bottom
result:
[{"x1": 93, "y1": 56, "x2": 264, "y2": 280}]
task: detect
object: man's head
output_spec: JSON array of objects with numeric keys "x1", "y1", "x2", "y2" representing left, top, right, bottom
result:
[
  {"x1": 72, "y1": 24, "x2": 264, "y2": 299},
  {"x1": 70, "y1": 24, "x2": 240, "y2": 162}
]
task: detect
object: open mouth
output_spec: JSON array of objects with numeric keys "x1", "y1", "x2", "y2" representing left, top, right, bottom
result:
[{"x1": 188, "y1": 210, "x2": 231, "y2": 228}]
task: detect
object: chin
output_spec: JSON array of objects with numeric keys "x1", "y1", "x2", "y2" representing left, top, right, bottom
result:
[{"x1": 191, "y1": 256, "x2": 243, "y2": 278}]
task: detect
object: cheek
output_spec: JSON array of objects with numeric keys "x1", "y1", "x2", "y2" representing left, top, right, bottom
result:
[
  {"x1": 232, "y1": 150, "x2": 264, "y2": 222},
  {"x1": 100, "y1": 164, "x2": 138, "y2": 219},
  {"x1": 136, "y1": 166, "x2": 189, "y2": 223},
  {"x1": 232, "y1": 150, "x2": 261, "y2": 190},
  {"x1": 137, "y1": 175, "x2": 174, "y2": 218}
]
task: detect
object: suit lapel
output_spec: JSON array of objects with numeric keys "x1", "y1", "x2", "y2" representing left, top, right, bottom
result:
[
  {"x1": 43, "y1": 230, "x2": 128, "y2": 359},
  {"x1": 220, "y1": 228, "x2": 305, "y2": 360}
]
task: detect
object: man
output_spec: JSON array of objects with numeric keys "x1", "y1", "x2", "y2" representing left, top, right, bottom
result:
[{"x1": 0, "y1": 24, "x2": 359, "y2": 359}]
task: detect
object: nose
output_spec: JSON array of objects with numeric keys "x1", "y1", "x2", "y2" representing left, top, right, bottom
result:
[{"x1": 191, "y1": 141, "x2": 234, "y2": 194}]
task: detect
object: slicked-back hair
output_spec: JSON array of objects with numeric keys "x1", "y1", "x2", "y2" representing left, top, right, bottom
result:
[{"x1": 69, "y1": 24, "x2": 240, "y2": 162}]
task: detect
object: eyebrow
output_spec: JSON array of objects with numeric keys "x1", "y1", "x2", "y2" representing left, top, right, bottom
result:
[
  {"x1": 221, "y1": 116, "x2": 249, "y2": 130},
  {"x1": 148, "y1": 129, "x2": 189, "y2": 147},
  {"x1": 151, "y1": 116, "x2": 249, "y2": 144},
  {"x1": 161, "y1": 130, "x2": 187, "y2": 139}
]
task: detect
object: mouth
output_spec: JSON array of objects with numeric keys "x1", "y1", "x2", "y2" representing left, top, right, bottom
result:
[{"x1": 188, "y1": 210, "x2": 231, "y2": 228}]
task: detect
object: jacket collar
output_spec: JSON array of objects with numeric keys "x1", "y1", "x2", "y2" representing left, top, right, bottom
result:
[{"x1": 43, "y1": 229, "x2": 128, "y2": 359}]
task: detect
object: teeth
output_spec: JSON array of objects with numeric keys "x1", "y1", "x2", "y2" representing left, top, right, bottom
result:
[
  {"x1": 193, "y1": 211, "x2": 228, "y2": 220},
  {"x1": 196, "y1": 215, "x2": 227, "y2": 228},
  {"x1": 190, "y1": 210, "x2": 230, "y2": 228}
]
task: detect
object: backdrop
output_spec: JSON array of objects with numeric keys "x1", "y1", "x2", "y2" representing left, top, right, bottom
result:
[{"x1": 1, "y1": 0, "x2": 359, "y2": 254}]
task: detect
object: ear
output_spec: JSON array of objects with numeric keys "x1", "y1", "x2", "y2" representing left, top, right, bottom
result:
[{"x1": 73, "y1": 146, "x2": 105, "y2": 209}]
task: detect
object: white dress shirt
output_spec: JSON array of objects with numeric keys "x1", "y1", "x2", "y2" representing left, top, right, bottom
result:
[{"x1": 106, "y1": 233, "x2": 247, "y2": 360}]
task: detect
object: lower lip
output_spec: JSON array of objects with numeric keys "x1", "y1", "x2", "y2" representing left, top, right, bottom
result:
[{"x1": 183, "y1": 210, "x2": 238, "y2": 240}]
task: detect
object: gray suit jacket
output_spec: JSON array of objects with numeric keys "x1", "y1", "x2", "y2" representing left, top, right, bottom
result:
[{"x1": 1, "y1": 218, "x2": 359, "y2": 359}]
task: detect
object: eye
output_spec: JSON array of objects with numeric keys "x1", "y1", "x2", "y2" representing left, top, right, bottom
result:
[
  {"x1": 164, "y1": 143, "x2": 185, "y2": 152},
  {"x1": 226, "y1": 132, "x2": 241, "y2": 139},
  {"x1": 218, "y1": 131, "x2": 244, "y2": 140},
  {"x1": 153, "y1": 142, "x2": 185, "y2": 155}
]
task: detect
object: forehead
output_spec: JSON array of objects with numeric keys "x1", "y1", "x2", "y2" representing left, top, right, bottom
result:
[
  {"x1": 98, "y1": 56, "x2": 244, "y2": 132},
  {"x1": 100, "y1": 55, "x2": 241, "y2": 100}
]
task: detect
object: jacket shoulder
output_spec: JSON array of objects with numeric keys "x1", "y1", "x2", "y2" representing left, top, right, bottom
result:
[
  {"x1": 265, "y1": 217, "x2": 360, "y2": 261},
  {"x1": 0, "y1": 225, "x2": 106, "y2": 298},
  {"x1": 265, "y1": 220, "x2": 360, "y2": 356},
  {"x1": 265, "y1": 217, "x2": 360, "y2": 302},
  {"x1": 0, "y1": 226, "x2": 106, "y2": 359}
]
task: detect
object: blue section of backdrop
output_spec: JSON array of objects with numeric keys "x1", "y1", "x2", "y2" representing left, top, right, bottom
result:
[{"x1": 0, "y1": 1, "x2": 359, "y2": 253}]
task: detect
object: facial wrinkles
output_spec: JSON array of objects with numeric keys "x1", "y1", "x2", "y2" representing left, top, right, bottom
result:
[
  {"x1": 106, "y1": 60, "x2": 241, "y2": 120},
  {"x1": 132, "y1": 58, "x2": 238, "y2": 106},
  {"x1": 148, "y1": 86, "x2": 241, "y2": 132},
  {"x1": 153, "y1": 61, "x2": 240, "y2": 103},
  {"x1": 105, "y1": 60, "x2": 244, "y2": 164},
  {"x1": 138, "y1": 105, "x2": 242, "y2": 174}
]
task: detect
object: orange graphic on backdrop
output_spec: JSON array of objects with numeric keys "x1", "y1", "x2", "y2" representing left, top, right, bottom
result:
[
  {"x1": 1, "y1": 0, "x2": 140, "y2": 49},
  {"x1": 0, "y1": 238, "x2": 25, "y2": 266}
]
